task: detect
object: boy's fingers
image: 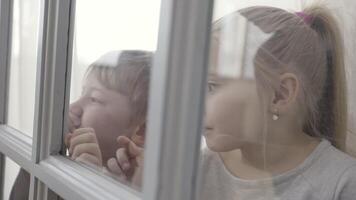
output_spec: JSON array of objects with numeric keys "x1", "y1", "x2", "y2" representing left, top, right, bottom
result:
[
  {"x1": 71, "y1": 128, "x2": 95, "y2": 138},
  {"x1": 116, "y1": 148, "x2": 130, "y2": 171},
  {"x1": 117, "y1": 136, "x2": 143, "y2": 158},
  {"x1": 116, "y1": 136, "x2": 131, "y2": 147},
  {"x1": 71, "y1": 143, "x2": 101, "y2": 161},
  {"x1": 69, "y1": 132, "x2": 97, "y2": 154},
  {"x1": 128, "y1": 141, "x2": 144, "y2": 158},
  {"x1": 107, "y1": 158, "x2": 126, "y2": 179},
  {"x1": 75, "y1": 153, "x2": 101, "y2": 167},
  {"x1": 128, "y1": 141, "x2": 144, "y2": 167},
  {"x1": 135, "y1": 154, "x2": 144, "y2": 166}
]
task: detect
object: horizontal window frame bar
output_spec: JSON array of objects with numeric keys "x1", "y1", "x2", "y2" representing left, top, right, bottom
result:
[
  {"x1": 35, "y1": 156, "x2": 141, "y2": 200},
  {"x1": 0, "y1": 126, "x2": 141, "y2": 200},
  {"x1": 0, "y1": 125, "x2": 32, "y2": 170},
  {"x1": 0, "y1": 0, "x2": 12, "y2": 125}
]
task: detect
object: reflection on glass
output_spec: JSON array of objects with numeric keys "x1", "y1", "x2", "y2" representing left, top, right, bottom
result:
[
  {"x1": 196, "y1": 2, "x2": 356, "y2": 200},
  {"x1": 7, "y1": 0, "x2": 40, "y2": 136},
  {"x1": 3, "y1": 158, "x2": 29, "y2": 200},
  {"x1": 66, "y1": 51, "x2": 151, "y2": 188},
  {"x1": 66, "y1": 0, "x2": 160, "y2": 190}
]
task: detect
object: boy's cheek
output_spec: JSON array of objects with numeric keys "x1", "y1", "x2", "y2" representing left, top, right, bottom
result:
[{"x1": 79, "y1": 108, "x2": 103, "y2": 128}]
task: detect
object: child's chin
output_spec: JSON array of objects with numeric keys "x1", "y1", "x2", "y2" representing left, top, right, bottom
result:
[{"x1": 205, "y1": 135, "x2": 241, "y2": 152}]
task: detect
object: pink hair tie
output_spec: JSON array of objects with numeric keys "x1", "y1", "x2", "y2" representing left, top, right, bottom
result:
[{"x1": 296, "y1": 12, "x2": 313, "y2": 25}]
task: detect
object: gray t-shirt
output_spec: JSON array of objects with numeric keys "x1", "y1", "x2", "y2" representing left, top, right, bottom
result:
[{"x1": 197, "y1": 140, "x2": 356, "y2": 200}]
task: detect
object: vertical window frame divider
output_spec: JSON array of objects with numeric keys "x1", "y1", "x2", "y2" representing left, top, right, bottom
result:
[
  {"x1": 142, "y1": 0, "x2": 214, "y2": 199},
  {"x1": 30, "y1": 0, "x2": 75, "y2": 199},
  {"x1": 0, "y1": 0, "x2": 12, "y2": 125},
  {"x1": 0, "y1": 153, "x2": 4, "y2": 200},
  {"x1": 0, "y1": 0, "x2": 13, "y2": 199},
  {"x1": 0, "y1": 153, "x2": 3, "y2": 200}
]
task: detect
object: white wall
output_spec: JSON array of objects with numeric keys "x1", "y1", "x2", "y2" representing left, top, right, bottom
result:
[
  {"x1": 333, "y1": 0, "x2": 356, "y2": 156},
  {"x1": 70, "y1": 0, "x2": 161, "y2": 102},
  {"x1": 213, "y1": 0, "x2": 301, "y2": 20}
]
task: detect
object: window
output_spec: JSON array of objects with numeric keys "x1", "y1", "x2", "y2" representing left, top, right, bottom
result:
[
  {"x1": 0, "y1": 0, "x2": 355, "y2": 200},
  {"x1": 7, "y1": 0, "x2": 40, "y2": 136},
  {"x1": 0, "y1": 0, "x2": 163, "y2": 198}
]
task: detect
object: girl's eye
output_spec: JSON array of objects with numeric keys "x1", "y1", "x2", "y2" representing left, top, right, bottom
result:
[
  {"x1": 207, "y1": 82, "x2": 220, "y2": 94},
  {"x1": 208, "y1": 84, "x2": 215, "y2": 93}
]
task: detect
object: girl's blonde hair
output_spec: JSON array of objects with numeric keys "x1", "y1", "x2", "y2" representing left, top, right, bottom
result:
[
  {"x1": 237, "y1": 5, "x2": 347, "y2": 150},
  {"x1": 86, "y1": 50, "x2": 152, "y2": 128}
]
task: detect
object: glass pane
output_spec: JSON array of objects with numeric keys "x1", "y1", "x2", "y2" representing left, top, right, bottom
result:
[
  {"x1": 345, "y1": 1, "x2": 356, "y2": 159},
  {"x1": 65, "y1": 0, "x2": 160, "y2": 191},
  {"x1": 3, "y1": 158, "x2": 30, "y2": 200},
  {"x1": 7, "y1": 0, "x2": 40, "y2": 136},
  {"x1": 195, "y1": 1, "x2": 356, "y2": 200}
]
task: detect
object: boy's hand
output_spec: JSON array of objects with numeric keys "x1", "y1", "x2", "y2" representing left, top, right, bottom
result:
[
  {"x1": 66, "y1": 128, "x2": 103, "y2": 167},
  {"x1": 107, "y1": 136, "x2": 144, "y2": 187}
]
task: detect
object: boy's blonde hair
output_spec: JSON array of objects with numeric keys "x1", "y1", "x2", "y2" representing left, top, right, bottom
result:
[{"x1": 86, "y1": 50, "x2": 152, "y2": 128}]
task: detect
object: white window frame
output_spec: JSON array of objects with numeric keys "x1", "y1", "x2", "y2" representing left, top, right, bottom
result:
[{"x1": 0, "y1": 0, "x2": 214, "y2": 199}]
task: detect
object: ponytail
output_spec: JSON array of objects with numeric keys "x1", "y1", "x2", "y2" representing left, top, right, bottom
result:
[
  {"x1": 304, "y1": 6, "x2": 347, "y2": 150},
  {"x1": 239, "y1": 5, "x2": 347, "y2": 151}
]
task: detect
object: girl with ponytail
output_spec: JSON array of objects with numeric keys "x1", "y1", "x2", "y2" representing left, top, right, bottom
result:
[{"x1": 197, "y1": 4, "x2": 356, "y2": 200}]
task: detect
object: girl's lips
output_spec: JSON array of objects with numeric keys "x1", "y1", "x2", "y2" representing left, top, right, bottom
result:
[
  {"x1": 204, "y1": 127, "x2": 214, "y2": 136},
  {"x1": 205, "y1": 125, "x2": 214, "y2": 130}
]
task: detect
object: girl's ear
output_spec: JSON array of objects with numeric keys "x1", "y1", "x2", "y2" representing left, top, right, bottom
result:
[
  {"x1": 271, "y1": 73, "x2": 299, "y2": 112},
  {"x1": 131, "y1": 123, "x2": 146, "y2": 147}
]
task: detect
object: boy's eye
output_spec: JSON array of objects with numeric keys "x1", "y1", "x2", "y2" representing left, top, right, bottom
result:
[{"x1": 89, "y1": 97, "x2": 102, "y2": 104}]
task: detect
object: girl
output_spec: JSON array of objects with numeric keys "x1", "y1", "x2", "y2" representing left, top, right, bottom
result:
[
  {"x1": 113, "y1": 4, "x2": 356, "y2": 199},
  {"x1": 200, "y1": 5, "x2": 356, "y2": 200}
]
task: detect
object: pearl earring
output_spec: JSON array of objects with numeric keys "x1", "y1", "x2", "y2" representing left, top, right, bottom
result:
[{"x1": 272, "y1": 108, "x2": 279, "y2": 121}]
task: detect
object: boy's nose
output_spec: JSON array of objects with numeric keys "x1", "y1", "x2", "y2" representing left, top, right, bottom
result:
[{"x1": 70, "y1": 102, "x2": 83, "y2": 117}]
